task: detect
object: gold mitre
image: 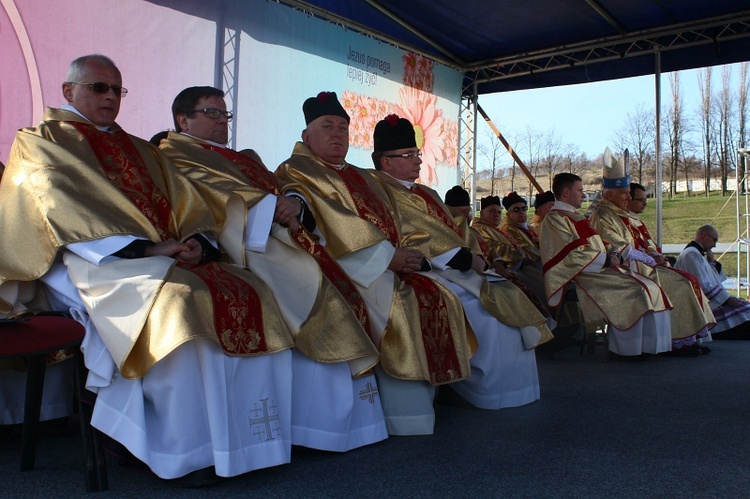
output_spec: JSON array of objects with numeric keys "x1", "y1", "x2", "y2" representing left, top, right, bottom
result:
[{"x1": 602, "y1": 147, "x2": 630, "y2": 189}]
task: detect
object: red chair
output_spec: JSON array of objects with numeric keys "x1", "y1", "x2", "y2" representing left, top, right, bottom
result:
[{"x1": 0, "y1": 315, "x2": 108, "y2": 491}]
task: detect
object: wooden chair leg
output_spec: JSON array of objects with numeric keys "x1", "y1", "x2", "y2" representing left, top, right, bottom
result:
[{"x1": 20, "y1": 354, "x2": 47, "y2": 471}]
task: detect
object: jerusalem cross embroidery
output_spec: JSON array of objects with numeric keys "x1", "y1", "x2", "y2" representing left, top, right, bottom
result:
[
  {"x1": 248, "y1": 398, "x2": 281, "y2": 441},
  {"x1": 359, "y1": 381, "x2": 379, "y2": 404}
]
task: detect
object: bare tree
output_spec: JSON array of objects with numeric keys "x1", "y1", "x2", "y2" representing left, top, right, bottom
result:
[
  {"x1": 697, "y1": 67, "x2": 713, "y2": 196},
  {"x1": 613, "y1": 103, "x2": 655, "y2": 184},
  {"x1": 515, "y1": 125, "x2": 543, "y2": 198},
  {"x1": 739, "y1": 62, "x2": 749, "y2": 188},
  {"x1": 477, "y1": 129, "x2": 504, "y2": 195},
  {"x1": 539, "y1": 128, "x2": 564, "y2": 192},
  {"x1": 665, "y1": 72, "x2": 685, "y2": 198},
  {"x1": 715, "y1": 66, "x2": 736, "y2": 195}
]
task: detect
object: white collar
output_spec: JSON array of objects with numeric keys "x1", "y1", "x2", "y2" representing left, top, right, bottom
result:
[
  {"x1": 60, "y1": 104, "x2": 111, "y2": 131},
  {"x1": 552, "y1": 200, "x2": 578, "y2": 213},
  {"x1": 180, "y1": 132, "x2": 226, "y2": 148},
  {"x1": 384, "y1": 172, "x2": 414, "y2": 189}
]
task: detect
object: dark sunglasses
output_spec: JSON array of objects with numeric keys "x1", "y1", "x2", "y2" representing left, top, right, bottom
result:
[{"x1": 68, "y1": 81, "x2": 128, "y2": 97}]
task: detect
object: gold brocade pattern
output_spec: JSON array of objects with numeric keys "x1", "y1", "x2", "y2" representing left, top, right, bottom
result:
[
  {"x1": 73, "y1": 123, "x2": 173, "y2": 241},
  {"x1": 472, "y1": 218, "x2": 525, "y2": 267},
  {"x1": 373, "y1": 172, "x2": 547, "y2": 330},
  {"x1": 0, "y1": 109, "x2": 293, "y2": 378},
  {"x1": 185, "y1": 262, "x2": 267, "y2": 354},
  {"x1": 160, "y1": 134, "x2": 378, "y2": 368},
  {"x1": 540, "y1": 208, "x2": 669, "y2": 330},
  {"x1": 500, "y1": 219, "x2": 542, "y2": 263},
  {"x1": 591, "y1": 201, "x2": 715, "y2": 338},
  {"x1": 277, "y1": 144, "x2": 473, "y2": 383}
]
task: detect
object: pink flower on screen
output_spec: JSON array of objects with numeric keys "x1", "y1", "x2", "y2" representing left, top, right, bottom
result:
[{"x1": 396, "y1": 87, "x2": 445, "y2": 187}]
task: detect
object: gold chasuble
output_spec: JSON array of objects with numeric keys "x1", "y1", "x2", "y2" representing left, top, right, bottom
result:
[
  {"x1": 372, "y1": 172, "x2": 550, "y2": 338},
  {"x1": 472, "y1": 218, "x2": 526, "y2": 268},
  {"x1": 590, "y1": 199, "x2": 715, "y2": 338},
  {"x1": 500, "y1": 219, "x2": 542, "y2": 263},
  {"x1": 277, "y1": 143, "x2": 472, "y2": 385},
  {"x1": 0, "y1": 109, "x2": 293, "y2": 379},
  {"x1": 160, "y1": 133, "x2": 378, "y2": 375},
  {"x1": 539, "y1": 206, "x2": 669, "y2": 331}
]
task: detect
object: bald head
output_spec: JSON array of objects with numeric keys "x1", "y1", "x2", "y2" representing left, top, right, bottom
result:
[{"x1": 695, "y1": 225, "x2": 718, "y2": 251}]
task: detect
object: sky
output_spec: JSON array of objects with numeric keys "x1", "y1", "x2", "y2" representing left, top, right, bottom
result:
[{"x1": 476, "y1": 61, "x2": 747, "y2": 165}]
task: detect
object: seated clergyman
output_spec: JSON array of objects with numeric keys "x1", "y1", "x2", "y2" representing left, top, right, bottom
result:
[{"x1": 675, "y1": 225, "x2": 750, "y2": 339}]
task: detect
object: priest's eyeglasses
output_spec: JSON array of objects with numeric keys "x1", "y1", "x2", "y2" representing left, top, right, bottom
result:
[
  {"x1": 509, "y1": 206, "x2": 528, "y2": 212},
  {"x1": 384, "y1": 150, "x2": 422, "y2": 159},
  {"x1": 189, "y1": 108, "x2": 234, "y2": 121},
  {"x1": 68, "y1": 81, "x2": 128, "y2": 98}
]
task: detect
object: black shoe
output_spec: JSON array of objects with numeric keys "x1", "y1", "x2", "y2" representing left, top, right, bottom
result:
[
  {"x1": 699, "y1": 345, "x2": 712, "y2": 355},
  {"x1": 169, "y1": 467, "x2": 219, "y2": 488},
  {"x1": 659, "y1": 345, "x2": 701, "y2": 357},
  {"x1": 608, "y1": 351, "x2": 645, "y2": 362}
]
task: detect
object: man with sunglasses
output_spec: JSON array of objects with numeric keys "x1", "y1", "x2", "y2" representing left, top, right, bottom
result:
[
  {"x1": 369, "y1": 115, "x2": 551, "y2": 410},
  {"x1": 160, "y1": 86, "x2": 385, "y2": 453},
  {"x1": 0, "y1": 55, "x2": 299, "y2": 485},
  {"x1": 497, "y1": 191, "x2": 548, "y2": 308},
  {"x1": 590, "y1": 152, "x2": 715, "y2": 356},
  {"x1": 675, "y1": 226, "x2": 750, "y2": 339},
  {"x1": 277, "y1": 93, "x2": 474, "y2": 436}
]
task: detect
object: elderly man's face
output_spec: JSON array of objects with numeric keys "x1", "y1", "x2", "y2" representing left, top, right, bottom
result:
[
  {"x1": 535, "y1": 202, "x2": 553, "y2": 220},
  {"x1": 302, "y1": 115, "x2": 349, "y2": 165},
  {"x1": 700, "y1": 228, "x2": 719, "y2": 251},
  {"x1": 381, "y1": 147, "x2": 421, "y2": 183},
  {"x1": 481, "y1": 204, "x2": 502, "y2": 227},
  {"x1": 606, "y1": 187, "x2": 631, "y2": 211},
  {"x1": 177, "y1": 95, "x2": 229, "y2": 145},
  {"x1": 454, "y1": 205, "x2": 472, "y2": 220},
  {"x1": 62, "y1": 60, "x2": 122, "y2": 126},
  {"x1": 628, "y1": 188, "x2": 647, "y2": 214},
  {"x1": 506, "y1": 201, "x2": 528, "y2": 224}
]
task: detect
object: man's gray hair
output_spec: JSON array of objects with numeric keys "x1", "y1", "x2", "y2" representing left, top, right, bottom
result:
[{"x1": 66, "y1": 54, "x2": 120, "y2": 82}]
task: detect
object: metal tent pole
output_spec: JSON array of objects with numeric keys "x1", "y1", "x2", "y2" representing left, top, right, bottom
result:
[{"x1": 655, "y1": 50, "x2": 662, "y2": 247}]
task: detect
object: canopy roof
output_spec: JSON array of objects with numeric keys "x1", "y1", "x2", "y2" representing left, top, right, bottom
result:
[{"x1": 280, "y1": 0, "x2": 750, "y2": 94}]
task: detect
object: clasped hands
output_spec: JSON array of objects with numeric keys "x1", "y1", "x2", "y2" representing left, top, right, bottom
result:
[{"x1": 145, "y1": 238, "x2": 203, "y2": 265}]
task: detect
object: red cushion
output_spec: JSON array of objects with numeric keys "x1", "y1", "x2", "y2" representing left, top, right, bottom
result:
[{"x1": 0, "y1": 316, "x2": 85, "y2": 357}]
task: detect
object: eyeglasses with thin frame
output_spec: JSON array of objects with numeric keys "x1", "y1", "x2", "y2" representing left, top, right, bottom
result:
[
  {"x1": 384, "y1": 150, "x2": 422, "y2": 159},
  {"x1": 189, "y1": 108, "x2": 233, "y2": 121},
  {"x1": 509, "y1": 206, "x2": 528, "y2": 212},
  {"x1": 67, "y1": 81, "x2": 128, "y2": 98}
]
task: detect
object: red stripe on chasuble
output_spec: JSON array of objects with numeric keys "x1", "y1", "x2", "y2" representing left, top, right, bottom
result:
[
  {"x1": 181, "y1": 262, "x2": 269, "y2": 354},
  {"x1": 202, "y1": 146, "x2": 373, "y2": 336},
  {"x1": 291, "y1": 228, "x2": 372, "y2": 338},
  {"x1": 399, "y1": 273, "x2": 466, "y2": 384},
  {"x1": 74, "y1": 124, "x2": 269, "y2": 355},
  {"x1": 542, "y1": 212, "x2": 599, "y2": 273},
  {"x1": 620, "y1": 215, "x2": 649, "y2": 253},
  {"x1": 474, "y1": 233, "x2": 490, "y2": 260},
  {"x1": 72, "y1": 123, "x2": 173, "y2": 240},
  {"x1": 200, "y1": 145, "x2": 281, "y2": 195},
  {"x1": 332, "y1": 166, "x2": 400, "y2": 247},
  {"x1": 412, "y1": 186, "x2": 463, "y2": 238}
]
